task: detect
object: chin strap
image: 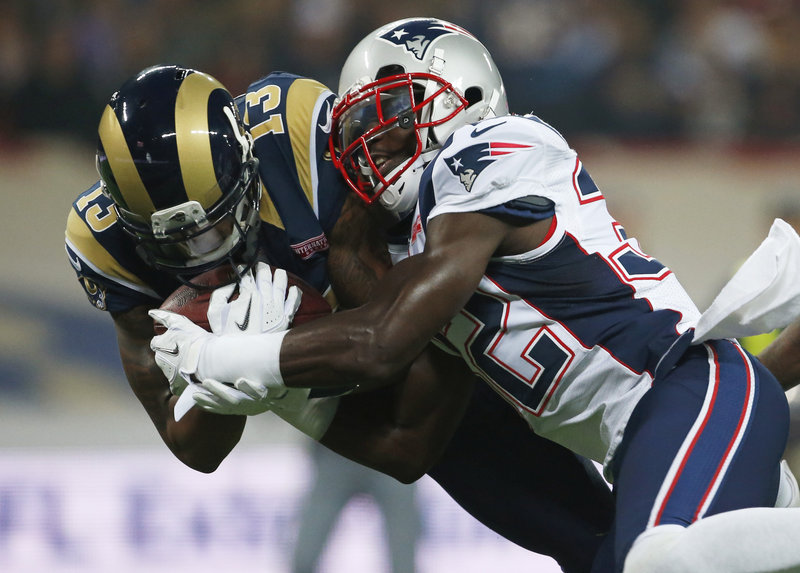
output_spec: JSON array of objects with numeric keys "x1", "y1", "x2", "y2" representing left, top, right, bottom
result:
[{"x1": 377, "y1": 148, "x2": 439, "y2": 221}]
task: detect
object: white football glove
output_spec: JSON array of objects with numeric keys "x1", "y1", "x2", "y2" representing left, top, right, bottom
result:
[
  {"x1": 175, "y1": 263, "x2": 304, "y2": 418},
  {"x1": 193, "y1": 379, "x2": 277, "y2": 416},
  {"x1": 149, "y1": 310, "x2": 212, "y2": 396},
  {"x1": 190, "y1": 378, "x2": 311, "y2": 416},
  {"x1": 207, "y1": 262, "x2": 302, "y2": 336},
  {"x1": 190, "y1": 376, "x2": 339, "y2": 441}
]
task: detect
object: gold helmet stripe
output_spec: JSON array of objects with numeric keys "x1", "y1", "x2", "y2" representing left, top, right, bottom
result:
[
  {"x1": 175, "y1": 72, "x2": 225, "y2": 207},
  {"x1": 98, "y1": 105, "x2": 156, "y2": 216}
]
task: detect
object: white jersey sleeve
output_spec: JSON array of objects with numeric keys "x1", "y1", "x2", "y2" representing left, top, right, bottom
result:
[{"x1": 426, "y1": 115, "x2": 575, "y2": 224}]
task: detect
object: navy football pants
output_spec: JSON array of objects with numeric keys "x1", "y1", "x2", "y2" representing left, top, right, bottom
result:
[
  {"x1": 429, "y1": 381, "x2": 615, "y2": 573},
  {"x1": 598, "y1": 339, "x2": 790, "y2": 573}
]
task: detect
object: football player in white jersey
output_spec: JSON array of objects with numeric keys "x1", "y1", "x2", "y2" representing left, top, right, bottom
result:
[{"x1": 153, "y1": 18, "x2": 800, "y2": 573}]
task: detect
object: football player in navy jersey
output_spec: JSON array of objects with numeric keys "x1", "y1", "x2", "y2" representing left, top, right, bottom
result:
[
  {"x1": 66, "y1": 64, "x2": 615, "y2": 572},
  {"x1": 153, "y1": 19, "x2": 800, "y2": 573}
]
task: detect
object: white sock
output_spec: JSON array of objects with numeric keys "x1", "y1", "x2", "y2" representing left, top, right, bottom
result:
[
  {"x1": 624, "y1": 508, "x2": 800, "y2": 573},
  {"x1": 776, "y1": 460, "x2": 800, "y2": 508}
]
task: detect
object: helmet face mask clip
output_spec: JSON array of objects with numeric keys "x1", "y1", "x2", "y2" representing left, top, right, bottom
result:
[{"x1": 150, "y1": 201, "x2": 209, "y2": 239}]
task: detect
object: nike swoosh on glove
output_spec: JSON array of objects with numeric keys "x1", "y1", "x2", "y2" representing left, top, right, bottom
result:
[{"x1": 150, "y1": 309, "x2": 212, "y2": 396}]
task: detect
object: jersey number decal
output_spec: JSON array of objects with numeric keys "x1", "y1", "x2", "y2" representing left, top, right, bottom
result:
[
  {"x1": 76, "y1": 188, "x2": 116, "y2": 233},
  {"x1": 246, "y1": 85, "x2": 286, "y2": 139},
  {"x1": 451, "y1": 290, "x2": 575, "y2": 416},
  {"x1": 606, "y1": 242, "x2": 671, "y2": 283}
]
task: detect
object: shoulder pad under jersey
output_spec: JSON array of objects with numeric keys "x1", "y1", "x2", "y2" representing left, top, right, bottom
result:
[
  {"x1": 418, "y1": 115, "x2": 569, "y2": 231},
  {"x1": 65, "y1": 183, "x2": 179, "y2": 312}
]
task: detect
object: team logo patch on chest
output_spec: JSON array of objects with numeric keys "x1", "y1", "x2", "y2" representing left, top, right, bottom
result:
[
  {"x1": 379, "y1": 19, "x2": 472, "y2": 60},
  {"x1": 446, "y1": 142, "x2": 533, "y2": 192}
]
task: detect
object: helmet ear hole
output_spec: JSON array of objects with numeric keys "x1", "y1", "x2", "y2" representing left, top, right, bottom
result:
[
  {"x1": 376, "y1": 64, "x2": 405, "y2": 80},
  {"x1": 464, "y1": 87, "x2": 482, "y2": 107}
]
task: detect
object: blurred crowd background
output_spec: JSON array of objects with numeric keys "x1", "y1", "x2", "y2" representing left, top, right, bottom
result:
[{"x1": 4, "y1": 0, "x2": 800, "y2": 147}]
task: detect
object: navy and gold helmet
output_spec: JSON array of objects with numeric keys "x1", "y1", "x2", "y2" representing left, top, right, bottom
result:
[{"x1": 96, "y1": 64, "x2": 260, "y2": 276}]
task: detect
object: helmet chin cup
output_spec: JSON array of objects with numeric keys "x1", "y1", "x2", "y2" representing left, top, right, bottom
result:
[{"x1": 375, "y1": 149, "x2": 437, "y2": 221}]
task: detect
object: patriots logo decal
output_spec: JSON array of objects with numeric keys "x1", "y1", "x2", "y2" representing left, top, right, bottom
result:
[
  {"x1": 446, "y1": 142, "x2": 533, "y2": 192},
  {"x1": 379, "y1": 19, "x2": 473, "y2": 60}
]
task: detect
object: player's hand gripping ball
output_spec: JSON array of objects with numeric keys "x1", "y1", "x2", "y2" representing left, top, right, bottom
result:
[
  {"x1": 151, "y1": 263, "x2": 333, "y2": 419},
  {"x1": 154, "y1": 263, "x2": 332, "y2": 335}
]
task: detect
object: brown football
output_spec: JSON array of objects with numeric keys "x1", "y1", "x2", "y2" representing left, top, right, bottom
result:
[{"x1": 153, "y1": 264, "x2": 332, "y2": 334}]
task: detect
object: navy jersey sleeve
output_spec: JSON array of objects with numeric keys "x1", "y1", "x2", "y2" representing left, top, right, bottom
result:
[{"x1": 65, "y1": 184, "x2": 179, "y2": 313}]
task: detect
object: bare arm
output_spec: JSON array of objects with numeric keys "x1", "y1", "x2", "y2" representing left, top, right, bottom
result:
[
  {"x1": 315, "y1": 197, "x2": 477, "y2": 481},
  {"x1": 114, "y1": 305, "x2": 246, "y2": 472},
  {"x1": 280, "y1": 210, "x2": 549, "y2": 389},
  {"x1": 326, "y1": 194, "x2": 393, "y2": 310},
  {"x1": 759, "y1": 320, "x2": 800, "y2": 391},
  {"x1": 322, "y1": 349, "x2": 476, "y2": 483}
]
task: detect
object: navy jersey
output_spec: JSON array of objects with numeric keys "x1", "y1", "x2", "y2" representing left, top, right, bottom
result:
[{"x1": 65, "y1": 73, "x2": 346, "y2": 313}]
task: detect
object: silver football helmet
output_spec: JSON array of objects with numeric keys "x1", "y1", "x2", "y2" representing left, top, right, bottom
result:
[{"x1": 330, "y1": 17, "x2": 508, "y2": 220}]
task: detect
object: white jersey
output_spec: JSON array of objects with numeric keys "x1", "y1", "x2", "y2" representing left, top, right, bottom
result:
[{"x1": 407, "y1": 115, "x2": 701, "y2": 472}]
